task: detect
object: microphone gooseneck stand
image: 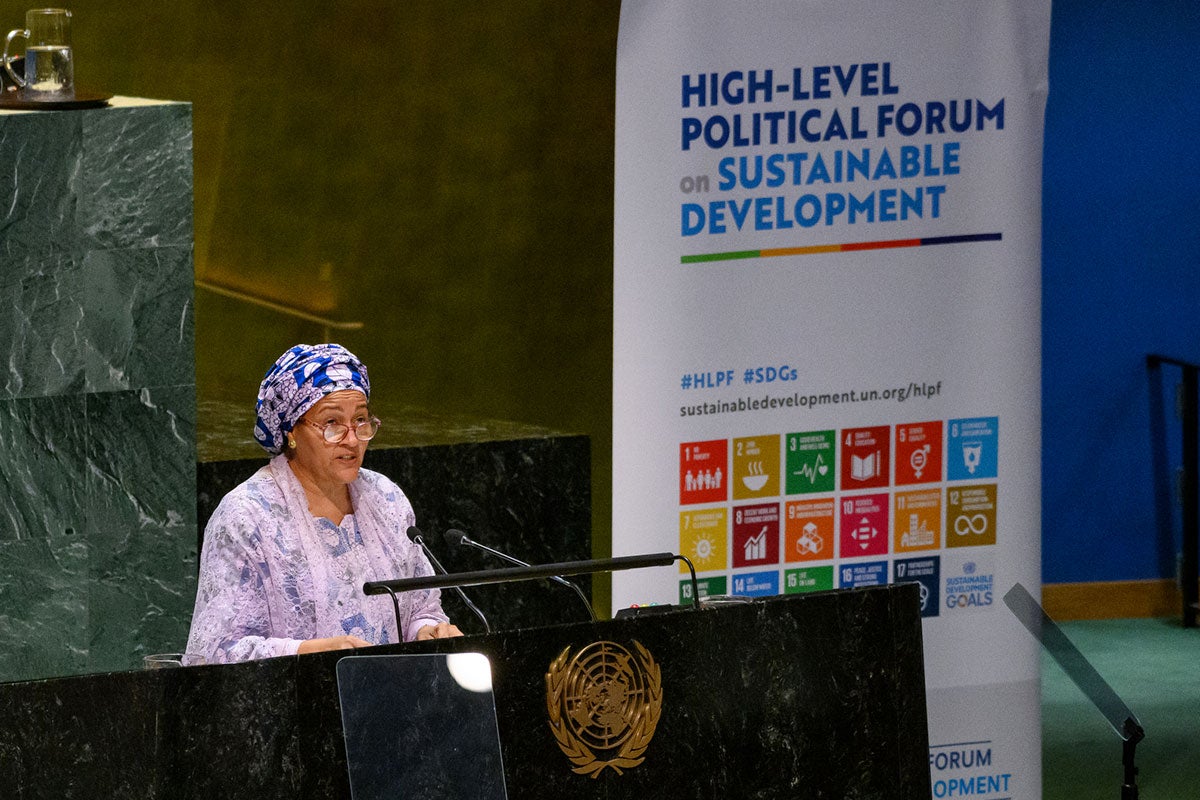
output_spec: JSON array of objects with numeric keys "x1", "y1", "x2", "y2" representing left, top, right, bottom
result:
[
  {"x1": 364, "y1": 551, "x2": 699, "y2": 632},
  {"x1": 407, "y1": 526, "x2": 492, "y2": 634},
  {"x1": 443, "y1": 528, "x2": 597, "y2": 621}
]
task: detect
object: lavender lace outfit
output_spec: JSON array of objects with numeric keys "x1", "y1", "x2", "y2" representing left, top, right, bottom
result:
[{"x1": 186, "y1": 454, "x2": 449, "y2": 663}]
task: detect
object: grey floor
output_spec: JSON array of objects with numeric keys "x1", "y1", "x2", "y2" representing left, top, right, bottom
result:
[{"x1": 1042, "y1": 617, "x2": 1200, "y2": 799}]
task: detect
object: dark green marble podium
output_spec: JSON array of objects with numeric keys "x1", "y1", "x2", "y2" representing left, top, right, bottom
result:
[{"x1": 0, "y1": 584, "x2": 930, "y2": 799}]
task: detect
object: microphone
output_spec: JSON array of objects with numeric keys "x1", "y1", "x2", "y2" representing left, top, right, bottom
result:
[
  {"x1": 407, "y1": 526, "x2": 491, "y2": 634},
  {"x1": 443, "y1": 528, "x2": 596, "y2": 621}
]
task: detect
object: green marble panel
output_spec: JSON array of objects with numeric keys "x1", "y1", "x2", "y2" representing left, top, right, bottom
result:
[
  {"x1": 0, "y1": 394, "x2": 90, "y2": 541},
  {"x1": 0, "y1": 252, "x2": 90, "y2": 400},
  {"x1": 78, "y1": 246, "x2": 195, "y2": 392},
  {"x1": 0, "y1": 110, "x2": 82, "y2": 257},
  {"x1": 79, "y1": 104, "x2": 194, "y2": 250},
  {"x1": 0, "y1": 101, "x2": 196, "y2": 681},
  {"x1": 0, "y1": 536, "x2": 89, "y2": 681},
  {"x1": 86, "y1": 526, "x2": 196, "y2": 674},
  {"x1": 87, "y1": 386, "x2": 197, "y2": 533},
  {"x1": 0, "y1": 247, "x2": 194, "y2": 401}
]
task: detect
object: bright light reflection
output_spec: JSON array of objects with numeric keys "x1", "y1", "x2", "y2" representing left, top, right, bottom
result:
[{"x1": 446, "y1": 651, "x2": 493, "y2": 693}]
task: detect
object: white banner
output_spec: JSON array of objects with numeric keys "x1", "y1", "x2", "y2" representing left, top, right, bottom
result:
[{"x1": 613, "y1": 2, "x2": 1050, "y2": 798}]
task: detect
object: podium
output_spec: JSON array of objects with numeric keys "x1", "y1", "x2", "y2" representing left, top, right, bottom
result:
[{"x1": 0, "y1": 584, "x2": 930, "y2": 799}]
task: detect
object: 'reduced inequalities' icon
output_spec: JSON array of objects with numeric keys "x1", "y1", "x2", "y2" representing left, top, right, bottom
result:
[{"x1": 546, "y1": 640, "x2": 663, "y2": 778}]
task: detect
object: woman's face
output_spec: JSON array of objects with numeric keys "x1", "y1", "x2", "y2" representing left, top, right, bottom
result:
[{"x1": 288, "y1": 390, "x2": 370, "y2": 489}]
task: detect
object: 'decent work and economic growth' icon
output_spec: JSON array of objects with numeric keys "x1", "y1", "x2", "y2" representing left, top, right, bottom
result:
[
  {"x1": 546, "y1": 641, "x2": 663, "y2": 778},
  {"x1": 743, "y1": 526, "x2": 768, "y2": 560}
]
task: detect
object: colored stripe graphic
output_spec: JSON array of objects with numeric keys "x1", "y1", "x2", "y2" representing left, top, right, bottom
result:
[{"x1": 681, "y1": 232, "x2": 1002, "y2": 264}]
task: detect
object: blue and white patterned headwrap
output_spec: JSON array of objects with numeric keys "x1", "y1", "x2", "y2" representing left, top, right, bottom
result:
[{"x1": 254, "y1": 343, "x2": 371, "y2": 455}]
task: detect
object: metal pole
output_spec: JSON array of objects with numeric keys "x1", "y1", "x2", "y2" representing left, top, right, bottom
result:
[{"x1": 1182, "y1": 366, "x2": 1198, "y2": 628}]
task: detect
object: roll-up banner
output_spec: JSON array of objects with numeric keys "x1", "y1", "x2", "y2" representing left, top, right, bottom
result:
[{"x1": 613, "y1": 2, "x2": 1050, "y2": 797}]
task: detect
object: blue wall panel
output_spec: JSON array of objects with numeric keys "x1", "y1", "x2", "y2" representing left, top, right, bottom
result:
[{"x1": 1042, "y1": 0, "x2": 1200, "y2": 582}]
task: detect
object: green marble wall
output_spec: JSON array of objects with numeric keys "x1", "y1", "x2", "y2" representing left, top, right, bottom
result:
[{"x1": 0, "y1": 102, "x2": 195, "y2": 681}]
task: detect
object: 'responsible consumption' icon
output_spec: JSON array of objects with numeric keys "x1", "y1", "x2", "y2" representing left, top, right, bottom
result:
[{"x1": 946, "y1": 484, "x2": 997, "y2": 548}]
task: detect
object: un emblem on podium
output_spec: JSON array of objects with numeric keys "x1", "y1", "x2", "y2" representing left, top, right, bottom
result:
[{"x1": 545, "y1": 640, "x2": 663, "y2": 777}]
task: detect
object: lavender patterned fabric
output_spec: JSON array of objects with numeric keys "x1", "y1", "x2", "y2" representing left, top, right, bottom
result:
[
  {"x1": 186, "y1": 455, "x2": 448, "y2": 663},
  {"x1": 254, "y1": 343, "x2": 370, "y2": 455}
]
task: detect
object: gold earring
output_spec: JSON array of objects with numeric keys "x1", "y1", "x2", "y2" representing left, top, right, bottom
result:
[{"x1": 287, "y1": 436, "x2": 297, "y2": 449}]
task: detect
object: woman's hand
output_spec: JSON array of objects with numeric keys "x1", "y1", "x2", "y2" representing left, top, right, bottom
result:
[
  {"x1": 297, "y1": 635, "x2": 372, "y2": 654},
  {"x1": 416, "y1": 622, "x2": 464, "y2": 640}
]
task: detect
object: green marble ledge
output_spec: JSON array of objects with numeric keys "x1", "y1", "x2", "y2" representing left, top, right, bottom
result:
[{"x1": 197, "y1": 397, "x2": 566, "y2": 463}]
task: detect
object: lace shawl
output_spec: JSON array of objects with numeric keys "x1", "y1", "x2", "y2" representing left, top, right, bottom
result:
[{"x1": 186, "y1": 455, "x2": 448, "y2": 663}]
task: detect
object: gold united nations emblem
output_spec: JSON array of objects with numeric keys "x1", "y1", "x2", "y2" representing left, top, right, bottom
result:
[{"x1": 545, "y1": 640, "x2": 663, "y2": 778}]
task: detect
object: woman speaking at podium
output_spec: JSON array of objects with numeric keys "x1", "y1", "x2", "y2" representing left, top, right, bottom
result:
[{"x1": 186, "y1": 343, "x2": 462, "y2": 664}]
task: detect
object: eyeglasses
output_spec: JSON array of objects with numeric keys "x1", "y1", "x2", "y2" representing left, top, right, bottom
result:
[{"x1": 301, "y1": 416, "x2": 381, "y2": 444}]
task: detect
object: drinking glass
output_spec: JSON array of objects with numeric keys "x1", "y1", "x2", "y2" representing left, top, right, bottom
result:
[{"x1": 143, "y1": 653, "x2": 207, "y2": 669}]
